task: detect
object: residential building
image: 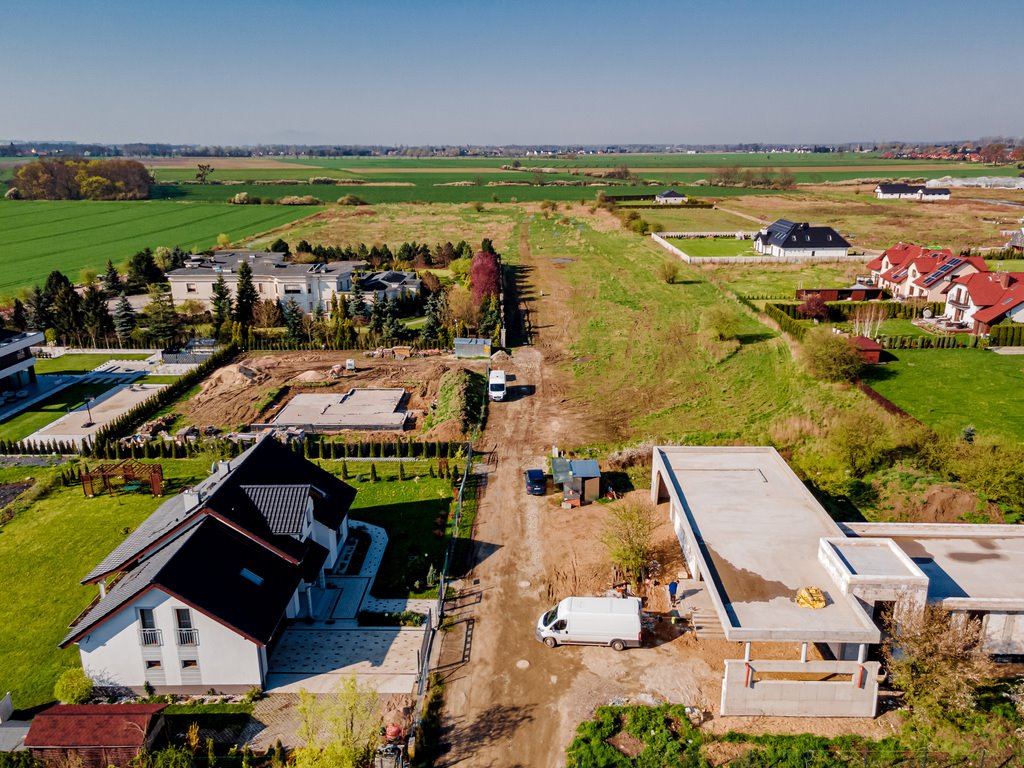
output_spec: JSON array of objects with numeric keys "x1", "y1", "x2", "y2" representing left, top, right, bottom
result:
[
  {"x1": 942, "y1": 270, "x2": 1024, "y2": 332},
  {"x1": 874, "y1": 184, "x2": 950, "y2": 201},
  {"x1": 753, "y1": 220, "x2": 850, "y2": 259},
  {"x1": 1, "y1": 329, "x2": 44, "y2": 391},
  {"x1": 868, "y1": 243, "x2": 985, "y2": 300},
  {"x1": 24, "y1": 704, "x2": 166, "y2": 768},
  {"x1": 356, "y1": 270, "x2": 422, "y2": 303},
  {"x1": 60, "y1": 437, "x2": 356, "y2": 694},
  {"x1": 651, "y1": 446, "x2": 1024, "y2": 718},
  {"x1": 166, "y1": 251, "x2": 366, "y2": 315},
  {"x1": 654, "y1": 189, "x2": 688, "y2": 204},
  {"x1": 1009, "y1": 227, "x2": 1024, "y2": 252}
]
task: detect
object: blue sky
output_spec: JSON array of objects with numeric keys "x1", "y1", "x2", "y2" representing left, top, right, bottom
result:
[{"x1": 4, "y1": 0, "x2": 1022, "y2": 145}]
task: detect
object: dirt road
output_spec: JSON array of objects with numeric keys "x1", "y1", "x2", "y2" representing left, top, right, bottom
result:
[{"x1": 435, "y1": 227, "x2": 716, "y2": 768}]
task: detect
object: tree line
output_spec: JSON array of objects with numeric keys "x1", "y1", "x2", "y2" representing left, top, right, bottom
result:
[{"x1": 7, "y1": 158, "x2": 154, "y2": 200}]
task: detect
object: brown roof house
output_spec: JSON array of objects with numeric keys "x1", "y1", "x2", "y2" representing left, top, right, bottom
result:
[{"x1": 24, "y1": 704, "x2": 166, "y2": 768}]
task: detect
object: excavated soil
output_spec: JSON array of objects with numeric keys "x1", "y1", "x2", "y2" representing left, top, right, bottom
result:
[{"x1": 181, "y1": 353, "x2": 485, "y2": 434}]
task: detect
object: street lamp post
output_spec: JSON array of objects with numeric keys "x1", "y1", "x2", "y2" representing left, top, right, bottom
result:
[{"x1": 83, "y1": 396, "x2": 95, "y2": 427}]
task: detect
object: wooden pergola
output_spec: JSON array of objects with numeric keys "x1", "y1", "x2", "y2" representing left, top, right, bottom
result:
[{"x1": 81, "y1": 460, "x2": 164, "y2": 497}]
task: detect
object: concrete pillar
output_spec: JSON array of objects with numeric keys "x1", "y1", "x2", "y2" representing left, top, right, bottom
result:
[
  {"x1": 858, "y1": 644, "x2": 867, "y2": 663},
  {"x1": 99, "y1": 582, "x2": 106, "y2": 598},
  {"x1": 744, "y1": 642, "x2": 751, "y2": 661},
  {"x1": 800, "y1": 642, "x2": 808, "y2": 662},
  {"x1": 306, "y1": 587, "x2": 314, "y2": 619}
]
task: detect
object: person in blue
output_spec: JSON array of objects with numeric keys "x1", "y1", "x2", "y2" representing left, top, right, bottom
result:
[{"x1": 667, "y1": 580, "x2": 678, "y2": 606}]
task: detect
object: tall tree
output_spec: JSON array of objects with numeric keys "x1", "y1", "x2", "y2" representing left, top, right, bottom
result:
[
  {"x1": 233, "y1": 261, "x2": 258, "y2": 325},
  {"x1": 126, "y1": 249, "x2": 164, "y2": 291},
  {"x1": 51, "y1": 284, "x2": 83, "y2": 345},
  {"x1": 211, "y1": 274, "x2": 233, "y2": 332},
  {"x1": 282, "y1": 298, "x2": 304, "y2": 342},
  {"x1": 113, "y1": 294, "x2": 136, "y2": 347},
  {"x1": 102, "y1": 260, "x2": 121, "y2": 296},
  {"x1": 43, "y1": 270, "x2": 73, "y2": 307},
  {"x1": 144, "y1": 285, "x2": 178, "y2": 347},
  {"x1": 81, "y1": 286, "x2": 113, "y2": 347},
  {"x1": 10, "y1": 299, "x2": 27, "y2": 331},
  {"x1": 26, "y1": 286, "x2": 50, "y2": 331}
]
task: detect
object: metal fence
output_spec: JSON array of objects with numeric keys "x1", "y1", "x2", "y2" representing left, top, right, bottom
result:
[{"x1": 435, "y1": 446, "x2": 475, "y2": 627}]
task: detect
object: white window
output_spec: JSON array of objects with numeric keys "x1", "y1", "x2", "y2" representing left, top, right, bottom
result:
[
  {"x1": 186, "y1": 283, "x2": 197, "y2": 294},
  {"x1": 284, "y1": 284, "x2": 303, "y2": 295},
  {"x1": 182, "y1": 659, "x2": 199, "y2": 669},
  {"x1": 145, "y1": 660, "x2": 162, "y2": 670}
]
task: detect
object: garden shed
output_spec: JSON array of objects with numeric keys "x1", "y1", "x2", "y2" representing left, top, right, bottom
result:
[
  {"x1": 552, "y1": 458, "x2": 601, "y2": 507},
  {"x1": 454, "y1": 337, "x2": 492, "y2": 358}
]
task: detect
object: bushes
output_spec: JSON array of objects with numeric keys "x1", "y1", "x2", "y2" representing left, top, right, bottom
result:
[
  {"x1": 764, "y1": 303, "x2": 807, "y2": 340},
  {"x1": 990, "y1": 322, "x2": 1024, "y2": 346},
  {"x1": 801, "y1": 327, "x2": 864, "y2": 382},
  {"x1": 54, "y1": 667, "x2": 93, "y2": 703},
  {"x1": 277, "y1": 195, "x2": 322, "y2": 205}
]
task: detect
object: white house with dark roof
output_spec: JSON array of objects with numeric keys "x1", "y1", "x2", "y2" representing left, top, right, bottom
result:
[
  {"x1": 753, "y1": 219, "x2": 850, "y2": 259},
  {"x1": 874, "y1": 184, "x2": 950, "y2": 201},
  {"x1": 166, "y1": 251, "x2": 366, "y2": 315},
  {"x1": 60, "y1": 437, "x2": 356, "y2": 694},
  {"x1": 654, "y1": 189, "x2": 688, "y2": 204}
]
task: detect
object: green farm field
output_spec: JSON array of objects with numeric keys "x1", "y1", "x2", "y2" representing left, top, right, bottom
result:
[
  {"x1": 0, "y1": 200, "x2": 322, "y2": 295},
  {"x1": 699, "y1": 261, "x2": 864, "y2": 297},
  {"x1": 863, "y1": 349, "x2": 1024, "y2": 441}
]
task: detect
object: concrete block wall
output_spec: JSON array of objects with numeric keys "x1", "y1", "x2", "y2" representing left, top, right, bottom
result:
[
  {"x1": 980, "y1": 611, "x2": 1024, "y2": 655},
  {"x1": 720, "y1": 659, "x2": 879, "y2": 717}
]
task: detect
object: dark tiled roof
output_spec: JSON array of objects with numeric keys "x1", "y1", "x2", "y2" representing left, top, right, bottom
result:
[
  {"x1": 876, "y1": 183, "x2": 919, "y2": 194},
  {"x1": 360, "y1": 270, "x2": 421, "y2": 291},
  {"x1": 242, "y1": 485, "x2": 311, "y2": 535},
  {"x1": 755, "y1": 220, "x2": 850, "y2": 250},
  {"x1": 84, "y1": 438, "x2": 356, "y2": 582},
  {"x1": 657, "y1": 189, "x2": 686, "y2": 198},
  {"x1": 65, "y1": 517, "x2": 314, "y2": 646},
  {"x1": 25, "y1": 705, "x2": 165, "y2": 748},
  {"x1": 920, "y1": 188, "x2": 950, "y2": 195}
]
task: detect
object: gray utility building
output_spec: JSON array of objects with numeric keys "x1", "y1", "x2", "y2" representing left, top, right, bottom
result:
[{"x1": 651, "y1": 446, "x2": 1024, "y2": 718}]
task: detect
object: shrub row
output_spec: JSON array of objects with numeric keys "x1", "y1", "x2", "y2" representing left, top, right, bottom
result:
[
  {"x1": 990, "y1": 322, "x2": 1024, "y2": 346},
  {"x1": 773, "y1": 300, "x2": 945, "y2": 322},
  {"x1": 764, "y1": 303, "x2": 807, "y2": 340},
  {"x1": 878, "y1": 334, "x2": 982, "y2": 349}
]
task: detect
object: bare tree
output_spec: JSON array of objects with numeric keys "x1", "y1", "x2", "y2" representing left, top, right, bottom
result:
[
  {"x1": 656, "y1": 259, "x2": 681, "y2": 284},
  {"x1": 850, "y1": 302, "x2": 887, "y2": 337}
]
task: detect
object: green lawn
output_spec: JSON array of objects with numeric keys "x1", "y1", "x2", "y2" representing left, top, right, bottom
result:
[
  {"x1": 0, "y1": 200, "x2": 323, "y2": 295},
  {"x1": 0, "y1": 383, "x2": 118, "y2": 442},
  {"x1": 862, "y1": 349, "x2": 1024, "y2": 441},
  {"x1": 990, "y1": 260, "x2": 1024, "y2": 271},
  {"x1": 666, "y1": 237, "x2": 757, "y2": 257},
  {"x1": 0, "y1": 456, "x2": 218, "y2": 710},
  {"x1": 34, "y1": 353, "x2": 152, "y2": 376},
  {"x1": 701, "y1": 262, "x2": 861, "y2": 299}
]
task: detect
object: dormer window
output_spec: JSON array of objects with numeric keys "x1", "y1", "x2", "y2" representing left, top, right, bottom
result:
[{"x1": 241, "y1": 568, "x2": 264, "y2": 586}]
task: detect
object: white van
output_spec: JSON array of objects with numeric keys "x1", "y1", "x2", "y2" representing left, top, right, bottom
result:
[
  {"x1": 535, "y1": 596, "x2": 643, "y2": 651},
  {"x1": 488, "y1": 369, "x2": 507, "y2": 402}
]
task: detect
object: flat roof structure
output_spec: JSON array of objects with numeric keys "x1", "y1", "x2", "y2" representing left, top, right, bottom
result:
[
  {"x1": 272, "y1": 388, "x2": 407, "y2": 431},
  {"x1": 652, "y1": 446, "x2": 879, "y2": 643},
  {"x1": 844, "y1": 523, "x2": 1024, "y2": 610}
]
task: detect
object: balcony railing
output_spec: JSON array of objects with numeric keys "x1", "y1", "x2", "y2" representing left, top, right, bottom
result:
[
  {"x1": 177, "y1": 628, "x2": 200, "y2": 646},
  {"x1": 139, "y1": 628, "x2": 163, "y2": 646}
]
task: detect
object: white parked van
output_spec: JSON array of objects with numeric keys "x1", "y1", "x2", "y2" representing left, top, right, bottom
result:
[
  {"x1": 535, "y1": 596, "x2": 643, "y2": 650},
  {"x1": 488, "y1": 369, "x2": 507, "y2": 402}
]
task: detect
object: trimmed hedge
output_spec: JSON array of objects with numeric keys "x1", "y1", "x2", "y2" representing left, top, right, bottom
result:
[
  {"x1": 990, "y1": 322, "x2": 1024, "y2": 346},
  {"x1": 771, "y1": 300, "x2": 945, "y2": 323},
  {"x1": 764, "y1": 303, "x2": 807, "y2": 340}
]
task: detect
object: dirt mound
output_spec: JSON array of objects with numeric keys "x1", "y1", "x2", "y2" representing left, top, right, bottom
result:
[
  {"x1": 890, "y1": 484, "x2": 1004, "y2": 523},
  {"x1": 291, "y1": 369, "x2": 328, "y2": 383}
]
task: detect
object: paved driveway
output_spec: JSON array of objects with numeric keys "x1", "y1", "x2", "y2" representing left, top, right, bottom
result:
[{"x1": 266, "y1": 626, "x2": 425, "y2": 694}]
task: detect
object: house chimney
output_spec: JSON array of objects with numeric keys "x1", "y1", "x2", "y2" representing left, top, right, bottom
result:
[
  {"x1": 216, "y1": 460, "x2": 231, "y2": 478},
  {"x1": 182, "y1": 487, "x2": 205, "y2": 508},
  {"x1": 996, "y1": 272, "x2": 1011, "y2": 289}
]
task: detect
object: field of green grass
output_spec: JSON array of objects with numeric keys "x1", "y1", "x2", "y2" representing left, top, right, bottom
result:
[
  {"x1": 0, "y1": 200, "x2": 323, "y2": 295},
  {"x1": 0, "y1": 382, "x2": 119, "y2": 442},
  {"x1": 990, "y1": 259, "x2": 1024, "y2": 271},
  {"x1": 33, "y1": 353, "x2": 152, "y2": 376},
  {"x1": 666, "y1": 237, "x2": 757, "y2": 257},
  {"x1": 863, "y1": 349, "x2": 1024, "y2": 441},
  {"x1": 0, "y1": 456, "x2": 217, "y2": 710},
  {"x1": 528, "y1": 214, "x2": 863, "y2": 443}
]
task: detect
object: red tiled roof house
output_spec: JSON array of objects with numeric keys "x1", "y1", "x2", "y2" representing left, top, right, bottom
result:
[
  {"x1": 943, "y1": 271, "x2": 1024, "y2": 333},
  {"x1": 24, "y1": 704, "x2": 166, "y2": 768}
]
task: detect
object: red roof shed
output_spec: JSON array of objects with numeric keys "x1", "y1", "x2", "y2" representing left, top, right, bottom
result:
[
  {"x1": 25, "y1": 704, "x2": 166, "y2": 768},
  {"x1": 849, "y1": 336, "x2": 883, "y2": 364}
]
